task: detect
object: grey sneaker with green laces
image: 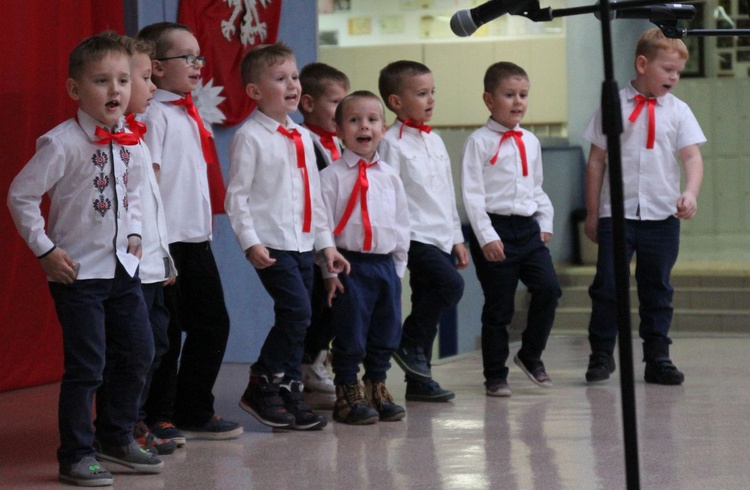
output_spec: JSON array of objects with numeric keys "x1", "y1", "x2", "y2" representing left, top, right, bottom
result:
[
  {"x1": 59, "y1": 455, "x2": 114, "y2": 487},
  {"x1": 95, "y1": 440, "x2": 164, "y2": 473}
]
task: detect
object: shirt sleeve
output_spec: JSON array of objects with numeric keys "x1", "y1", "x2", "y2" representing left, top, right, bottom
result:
[
  {"x1": 531, "y1": 142, "x2": 554, "y2": 234},
  {"x1": 461, "y1": 134, "x2": 500, "y2": 247},
  {"x1": 392, "y1": 174, "x2": 411, "y2": 278},
  {"x1": 225, "y1": 130, "x2": 261, "y2": 251},
  {"x1": 7, "y1": 135, "x2": 65, "y2": 257}
]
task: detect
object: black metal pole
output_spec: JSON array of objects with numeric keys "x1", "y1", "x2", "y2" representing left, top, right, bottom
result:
[{"x1": 595, "y1": 2, "x2": 641, "y2": 488}]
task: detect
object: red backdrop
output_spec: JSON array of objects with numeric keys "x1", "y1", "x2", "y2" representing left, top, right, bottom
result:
[{"x1": 0, "y1": 1, "x2": 125, "y2": 392}]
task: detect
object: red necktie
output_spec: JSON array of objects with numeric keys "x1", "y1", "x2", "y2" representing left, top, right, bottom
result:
[
  {"x1": 277, "y1": 125, "x2": 312, "y2": 233},
  {"x1": 629, "y1": 94, "x2": 657, "y2": 149},
  {"x1": 305, "y1": 123, "x2": 341, "y2": 161},
  {"x1": 94, "y1": 126, "x2": 139, "y2": 146},
  {"x1": 490, "y1": 130, "x2": 528, "y2": 176},
  {"x1": 171, "y1": 93, "x2": 226, "y2": 214},
  {"x1": 334, "y1": 159, "x2": 377, "y2": 251},
  {"x1": 125, "y1": 113, "x2": 147, "y2": 141},
  {"x1": 399, "y1": 119, "x2": 432, "y2": 139}
]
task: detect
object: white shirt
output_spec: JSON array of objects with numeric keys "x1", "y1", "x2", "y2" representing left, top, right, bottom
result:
[
  {"x1": 583, "y1": 82, "x2": 706, "y2": 220},
  {"x1": 225, "y1": 109, "x2": 334, "y2": 253},
  {"x1": 379, "y1": 121, "x2": 464, "y2": 254},
  {"x1": 141, "y1": 89, "x2": 212, "y2": 243},
  {"x1": 461, "y1": 118, "x2": 554, "y2": 248},
  {"x1": 7, "y1": 110, "x2": 143, "y2": 280},
  {"x1": 135, "y1": 139, "x2": 176, "y2": 284},
  {"x1": 319, "y1": 149, "x2": 411, "y2": 278}
]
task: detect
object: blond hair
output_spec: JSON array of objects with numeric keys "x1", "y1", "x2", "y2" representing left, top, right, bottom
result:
[
  {"x1": 636, "y1": 28, "x2": 689, "y2": 61},
  {"x1": 241, "y1": 42, "x2": 295, "y2": 86}
]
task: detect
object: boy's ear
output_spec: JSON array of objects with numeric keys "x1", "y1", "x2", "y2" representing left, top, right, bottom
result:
[
  {"x1": 66, "y1": 78, "x2": 80, "y2": 101},
  {"x1": 299, "y1": 94, "x2": 314, "y2": 114},
  {"x1": 151, "y1": 59, "x2": 165, "y2": 79},
  {"x1": 482, "y1": 91, "x2": 493, "y2": 111},
  {"x1": 245, "y1": 82, "x2": 261, "y2": 101},
  {"x1": 635, "y1": 55, "x2": 649, "y2": 75},
  {"x1": 387, "y1": 93, "x2": 401, "y2": 111}
]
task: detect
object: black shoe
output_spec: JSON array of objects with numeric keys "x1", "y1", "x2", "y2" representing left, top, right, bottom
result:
[
  {"x1": 514, "y1": 354, "x2": 552, "y2": 388},
  {"x1": 333, "y1": 382, "x2": 379, "y2": 425},
  {"x1": 364, "y1": 380, "x2": 406, "y2": 421},
  {"x1": 279, "y1": 380, "x2": 328, "y2": 430},
  {"x1": 179, "y1": 415, "x2": 244, "y2": 440},
  {"x1": 405, "y1": 378, "x2": 455, "y2": 402},
  {"x1": 586, "y1": 352, "x2": 616, "y2": 383},
  {"x1": 392, "y1": 345, "x2": 432, "y2": 381},
  {"x1": 644, "y1": 359, "x2": 684, "y2": 385},
  {"x1": 239, "y1": 374, "x2": 295, "y2": 428}
]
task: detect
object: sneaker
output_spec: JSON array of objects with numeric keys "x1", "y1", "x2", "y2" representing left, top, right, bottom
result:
[
  {"x1": 279, "y1": 380, "x2": 328, "y2": 430},
  {"x1": 95, "y1": 440, "x2": 164, "y2": 473},
  {"x1": 644, "y1": 359, "x2": 685, "y2": 385},
  {"x1": 301, "y1": 350, "x2": 336, "y2": 394},
  {"x1": 149, "y1": 420, "x2": 186, "y2": 447},
  {"x1": 239, "y1": 374, "x2": 295, "y2": 428},
  {"x1": 333, "y1": 382, "x2": 380, "y2": 425},
  {"x1": 133, "y1": 421, "x2": 176, "y2": 455},
  {"x1": 179, "y1": 415, "x2": 244, "y2": 440},
  {"x1": 59, "y1": 455, "x2": 114, "y2": 487},
  {"x1": 392, "y1": 345, "x2": 432, "y2": 381},
  {"x1": 364, "y1": 380, "x2": 406, "y2": 421},
  {"x1": 586, "y1": 352, "x2": 616, "y2": 383},
  {"x1": 514, "y1": 354, "x2": 552, "y2": 388},
  {"x1": 405, "y1": 378, "x2": 455, "y2": 402},
  {"x1": 486, "y1": 380, "x2": 512, "y2": 397}
]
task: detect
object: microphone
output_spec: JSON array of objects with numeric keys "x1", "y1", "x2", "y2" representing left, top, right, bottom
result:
[
  {"x1": 595, "y1": 2, "x2": 695, "y2": 22},
  {"x1": 450, "y1": 0, "x2": 541, "y2": 37}
]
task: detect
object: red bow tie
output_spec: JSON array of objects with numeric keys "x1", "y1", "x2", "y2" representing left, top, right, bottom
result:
[
  {"x1": 334, "y1": 159, "x2": 378, "y2": 251},
  {"x1": 629, "y1": 94, "x2": 657, "y2": 149},
  {"x1": 277, "y1": 125, "x2": 312, "y2": 233},
  {"x1": 94, "y1": 126, "x2": 139, "y2": 146},
  {"x1": 170, "y1": 93, "x2": 226, "y2": 214},
  {"x1": 125, "y1": 113, "x2": 147, "y2": 141},
  {"x1": 490, "y1": 130, "x2": 528, "y2": 176},
  {"x1": 305, "y1": 123, "x2": 341, "y2": 161},
  {"x1": 399, "y1": 119, "x2": 432, "y2": 139}
]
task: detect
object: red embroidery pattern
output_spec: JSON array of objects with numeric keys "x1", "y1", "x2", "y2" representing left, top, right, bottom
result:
[
  {"x1": 92, "y1": 150, "x2": 108, "y2": 169},
  {"x1": 93, "y1": 197, "x2": 112, "y2": 217}
]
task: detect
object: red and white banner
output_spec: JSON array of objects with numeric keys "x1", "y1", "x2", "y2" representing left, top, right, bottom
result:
[{"x1": 179, "y1": 0, "x2": 283, "y2": 127}]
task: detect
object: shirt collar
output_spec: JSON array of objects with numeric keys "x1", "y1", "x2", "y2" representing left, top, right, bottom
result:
[
  {"x1": 625, "y1": 82, "x2": 662, "y2": 105},
  {"x1": 486, "y1": 117, "x2": 519, "y2": 133},
  {"x1": 153, "y1": 88, "x2": 186, "y2": 103},
  {"x1": 342, "y1": 148, "x2": 380, "y2": 168},
  {"x1": 252, "y1": 108, "x2": 296, "y2": 133},
  {"x1": 76, "y1": 109, "x2": 126, "y2": 142}
]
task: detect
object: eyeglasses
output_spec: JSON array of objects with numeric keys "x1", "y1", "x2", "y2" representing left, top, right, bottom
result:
[{"x1": 156, "y1": 54, "x2": 206, "y2": 68}]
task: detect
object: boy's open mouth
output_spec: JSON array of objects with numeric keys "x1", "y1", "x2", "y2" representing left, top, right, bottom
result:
[
  {"x1": 357, "y1": 136, "x2": 372, "y2": 143},
  {"x1": 106, "y1": 101, "x2": 120, "y2": 108}
]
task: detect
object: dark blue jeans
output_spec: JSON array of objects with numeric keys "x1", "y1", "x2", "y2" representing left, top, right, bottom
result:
[
  {"x1": 253, "y1": 249, "x2": 314, "y2": 382},
  {"x1": 330, "y1": 251, "x2": 402, "y2": 385},
  {"x1": 49, "y1": 262, "x2": 153, "y2": 466},
  {"x1": 401, "y1": 241, "x2": 464, "y2": 365},
  {"x1": 588, "y1": 217, "x2": 680, "y2": 360},
  {"x1": 469, "y1": 215, "x2": 561, "y2": 385},
  {"x1": 138, "y1": 282, "x2": 170, "y2": 421},
  {"x1": 303, "y1": 262, "x2": 334, "y2": 360}
]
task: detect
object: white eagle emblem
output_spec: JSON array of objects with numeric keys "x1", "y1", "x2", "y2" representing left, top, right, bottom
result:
[{"x1": 221, "y1": 0, "x2": 273, "y2": 46}]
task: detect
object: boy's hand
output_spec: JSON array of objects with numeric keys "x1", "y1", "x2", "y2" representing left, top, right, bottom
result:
[
  {"x1": 324, "y1": 277, "x2": 344, "y2": 307},
  {"x1": 245, "y1": 244, "x2": 276, "y2": 269},
  {"x1": 585, "y1": 212, "x2": 599, "y2": 244},
  {"x1": 452, "y1": 243, "x2": 469, "y2": 270},
  {"x1": 675, "y1": 192, "x2": 698, "y2": 220},
  {"x1": 163, "y1": 276, "x2": 176, "y2": 287},
  {"x1": 482, "y1": 240, "x2": 505, "y2": 262},
  {"x1": 323, "y1": 247, "x2": 351, "y2": 275},
  {"x1": 40, "y1": 248, "x2": 78, "y2": 284},
  {"x1": 127, "y1": 236, "x2": 143, "y2": 260},
  {"x1": 540, "y1": 232, "x2": 552, "y2": 243}
]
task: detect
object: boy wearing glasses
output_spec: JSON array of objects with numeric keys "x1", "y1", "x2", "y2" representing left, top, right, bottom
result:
[{"x1": 136, "y1": 22, "x2": 242, "y2": 443}]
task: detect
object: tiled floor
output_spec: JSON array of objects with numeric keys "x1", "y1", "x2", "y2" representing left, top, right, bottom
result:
[{"x1": 2, "y1": 333, "x2": 750, "y2": 489}]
